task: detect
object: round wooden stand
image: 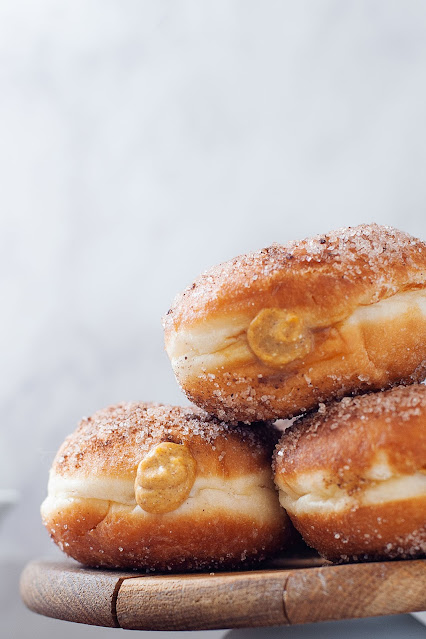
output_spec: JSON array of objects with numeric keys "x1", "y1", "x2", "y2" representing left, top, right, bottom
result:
[{"x1": 20, "y1": 556, "x2": 426, "y2": 631}]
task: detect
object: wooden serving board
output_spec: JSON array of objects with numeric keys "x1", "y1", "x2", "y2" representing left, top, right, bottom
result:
[{"x1": 20, "y1": 557, "x2": 426, "y2": 631}]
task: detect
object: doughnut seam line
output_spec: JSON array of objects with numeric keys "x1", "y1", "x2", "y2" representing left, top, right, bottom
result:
[{"x1": 84, "y1": 500, "x2": 111, "y2": 538}]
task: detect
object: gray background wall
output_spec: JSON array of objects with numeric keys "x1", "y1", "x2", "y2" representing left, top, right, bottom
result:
[{"x1": 1, "y1": 1, "x2": 426, "y2": 637}]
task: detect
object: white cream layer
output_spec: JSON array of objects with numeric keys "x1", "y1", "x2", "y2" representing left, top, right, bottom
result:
[
  {"x1": 167, "y1": 289, "x2": 426, "y2": 378},
  {"x1": 277, "y1": 467, "x2": 426, "y2": 516},
  {"x1": 42, "y1": 469, "x2": 282, "y2": 521}
]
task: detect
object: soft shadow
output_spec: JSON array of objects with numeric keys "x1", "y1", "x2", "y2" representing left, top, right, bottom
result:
[{"x1": 224, "y1": 614, "x2": 426, "y2": 639}]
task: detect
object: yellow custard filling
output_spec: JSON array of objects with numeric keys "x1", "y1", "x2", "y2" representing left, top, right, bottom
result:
[
  {"x1": 247, "y1": 308, "x2": 313, "y2": 366},
  {"x1": 134, "y1": 442, "x2": 197, "y2": 514}
]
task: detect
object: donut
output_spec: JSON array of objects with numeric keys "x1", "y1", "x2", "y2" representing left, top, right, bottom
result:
[
  {"x1": 273, "y1": 384, "x2": 426, "y2": 562},
  {"x1": 41, "y1": 402, "x2": 290, "y2": 571},
  {"x1": 163, "y1": 224, "x2": 426, "y2": 423}
]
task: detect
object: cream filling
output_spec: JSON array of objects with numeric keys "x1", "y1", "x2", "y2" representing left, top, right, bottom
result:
[
  {"x1": 134, "y1": 442, "x2": 197, "y2": 514},
  {"x1": 277, "y1": 468, "x2": 426, "y2": 516},
  {"x1": 42, "y1": 470, "x2": 282, "y2": 521},
  {"x1": 167, "y1": 289, "x2": 426, "y2": 377}
]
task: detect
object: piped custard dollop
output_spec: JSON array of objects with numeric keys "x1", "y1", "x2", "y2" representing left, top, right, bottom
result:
[
  {"x1": 247, "y1": 308, "x2": 312, "y2": 366},
  {"x1": 134, "y1": 442, "x2": 196, "y2": 514}
]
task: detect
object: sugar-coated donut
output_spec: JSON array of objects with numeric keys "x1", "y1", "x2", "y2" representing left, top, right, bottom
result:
[
  {"x1": 164, "y1": 224, "x2": 426, "y2": 423},
  {"x1": 41, "y1": 402, "x2": 290, "y2": 572},
  {"x1": 273, "y1": 385, "x2": 426, "y2": 563}
]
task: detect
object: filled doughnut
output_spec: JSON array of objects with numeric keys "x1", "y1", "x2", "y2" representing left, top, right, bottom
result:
[
  {"x1": 273, "y1": 384, "x2": 426, "y2": 562},
  {"x1": 164, "y1": 224, "x2": 426, "y2": 423},
  {"x1": 41, "y1": 402, "x2": 290, "y2": 571}
]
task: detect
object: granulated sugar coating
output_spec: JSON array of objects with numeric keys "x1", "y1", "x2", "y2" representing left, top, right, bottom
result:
[
  {"x1": 164, "y1": 224, "x2": 426, "y2": 331},
  {"x1": 44, "y1": 403, "x2": 290, "y2": 572},
  {"x1": 164, "y1": 224, "x2": 426, "y2": 423},
  {"x1": 273, "y1": 384, "x2": 426, "y2": 563},
  {"x1": 274, "y1": 384, "x2": 426, "y2": 477},
  {"x1": 53, "y1": 401, "x2": 279, "y2": 479}
]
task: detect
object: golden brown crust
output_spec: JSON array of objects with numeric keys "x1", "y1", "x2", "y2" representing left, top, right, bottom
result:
[
  {"x1": 164, "y1": 224, "x2": 426, "y2": 333},
  {"x1": 177, "y1": 295, "x2": 426, "y2": 422},
  {"x1": 287, "y1": 497, "x2": 426, "y2": 563},
  {"x1": 43, "y1": 402, "x2": 291, "y2": 571},
  {"x1": 43, "y1": 498, "x2": 290, "y2": 571},
  {"x1": 274, "y1": 384, "x2": 426, "y2": 480},
  {"x1": 54, "y1": 402, "x2": 278, "y2": 481},
  {"x1": 182, "y1": 340, "x2": 426, "y2": 424},
  {"x1": 273, "y1": 385, "x2": 426, "y2": 562},
  {"x1": 164, "y1": 225, "x2": 426, "y2": 422}
]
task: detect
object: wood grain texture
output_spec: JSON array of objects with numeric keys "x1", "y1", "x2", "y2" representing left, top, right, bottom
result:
[
  {"x1": 285, "y1": 560, "x2": 426, "y2": 625},
  {"x1": 19, "y1": 560, "x2": 141, "y2": 627},
  {"x1": 116, "y1": 571, "x2": 290, "y2": 630},
  {"x1": 20, "y1": 558, "x2": 426, "y2": 631}
]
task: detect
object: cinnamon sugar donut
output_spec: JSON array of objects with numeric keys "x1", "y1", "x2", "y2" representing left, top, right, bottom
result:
[
  {"x1": 41, "y1": 402, "x2": 290, "y2": 572},
  {"x1": 273, "y1": 385, "x2": 426, "y2": 562},
  {"x1": 164, "y1": 224, "x2": 426, "y2": 423}
]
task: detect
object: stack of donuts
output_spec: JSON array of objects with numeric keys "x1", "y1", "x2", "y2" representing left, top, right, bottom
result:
[{"x1": 42, "y1": 224, "x2": 426, "y2": 571}]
